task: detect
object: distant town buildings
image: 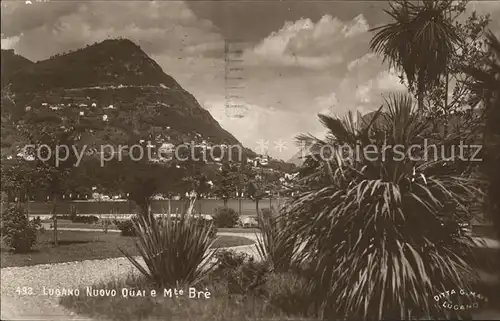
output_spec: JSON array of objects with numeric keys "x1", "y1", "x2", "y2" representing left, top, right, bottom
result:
[{"x1": 247, "y1": 155, "x2": 269, "y2": 167}]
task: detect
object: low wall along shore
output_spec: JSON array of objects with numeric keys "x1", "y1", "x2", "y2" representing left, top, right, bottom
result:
[
  {"x1": 31, "y1": 213, "x2": 215, "y2": 221},
  {"x1": 14, "y1": 199, "x2": 283, "y2": 217}
]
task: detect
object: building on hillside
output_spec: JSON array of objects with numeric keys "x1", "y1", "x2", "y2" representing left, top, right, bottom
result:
[{"x1": 248, "y1": 155, "x2": 269, "y2": 167}]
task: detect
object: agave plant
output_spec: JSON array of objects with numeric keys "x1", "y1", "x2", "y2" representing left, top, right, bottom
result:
[
  {"x1": 120, "y1": 201, "x2": 218, "y2": 289},
  {"x1": 285, "y1": 94, "x2": 482, "y2": 320}
]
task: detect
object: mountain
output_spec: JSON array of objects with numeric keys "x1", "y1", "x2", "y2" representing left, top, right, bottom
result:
[
  {"x1": 287, "y1": 151, "x2": 306, "y2": 167},
  {"x1": 1, "y1": 49, "x2": 35, "y2": 154},
  {"x1": 1, "y1": 39, "x2": 243, "y2": 151},
  {"x1": 1, "y1": 39, "x2": 302, "y2": 174},
  {"x1": 1, "y1": 49, "x2": 34, "y2": 85},
  {"x1": 6, "y1": 39, "x2": 180, "y2": 93}
]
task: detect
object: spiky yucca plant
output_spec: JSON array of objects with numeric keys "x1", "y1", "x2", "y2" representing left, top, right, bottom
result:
[
  {"x1": 255, "y1": 206, "x2": 297, "y2": 273},
  {"x1": 285, "y1": 94, "x2": 481, "y2": 320},
  {"x1": 120, "y1": 203, "x2": 218, "y2": 289}
]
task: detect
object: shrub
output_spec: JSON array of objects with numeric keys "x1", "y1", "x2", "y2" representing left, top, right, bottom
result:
[
  {"x1": 212, "y1": 249, "x2": 268, "y2": 296},
  {"x1": 101, "y1": 218, "x2": 113, "y2": 233},
  {"x1": 116, "y1": 216, "x2": 139, "y2": 236},
  {"x1": 215, "y1": 249, "x2": 253, "y2": 270},
  {"x1": 72, "y1": 215, "x2": 99, "y2": 224},
  {"x1": 120, "y1": 211, "x2": 218, "y2": 288},
  {"x1": 1, "y1": 205, "x2": 39, "y2": 253},
  {"x1": 53, "y1": 214, "x2": 99, "y2": 224},
  {"x1": 265, "y1": 272, "x2": 313, "y2": 317},
  {"x1": 213, "y1": 207, "x2": 239, "y2": 228},
  {"x1": 55, "y1": 214, "x2": 72, "y2": 220},
  {"x1": 32, "y1": 216, "x2": 42, "y2": 229},
  {"x1": 101, "y1": 218, "x2": 114, "y2": 225}
]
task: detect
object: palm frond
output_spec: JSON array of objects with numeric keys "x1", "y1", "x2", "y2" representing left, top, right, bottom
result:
[
  {"x1": 283, "y1": 91, "x2": 479, "y2": 319},
  {"x1": 370, "y1": 0, "x2": 461, "y2": 94}
]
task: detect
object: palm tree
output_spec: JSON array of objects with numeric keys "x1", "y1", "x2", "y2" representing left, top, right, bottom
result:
[
  {"x1": 284, "y1": 94, "x2": 481, "y2": 319},
  {"x1": 370, "y1": 0, "x2": 461, "y2": 109},
  {"x1": 462, "y1": 31, "x2": 500, "y2": 238}
]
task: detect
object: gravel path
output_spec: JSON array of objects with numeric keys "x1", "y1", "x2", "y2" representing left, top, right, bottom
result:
[
  {"x1": 1, "y1": 242, "x2": 260, "y2": 321},
  {"x1": 1, "y1": 257, "x2": 140, "y2": 320}
]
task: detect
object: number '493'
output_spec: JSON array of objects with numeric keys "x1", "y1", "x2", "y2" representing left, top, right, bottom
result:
[{"x1": 15, "y1": 287, "x2": 33, "y2": 295}]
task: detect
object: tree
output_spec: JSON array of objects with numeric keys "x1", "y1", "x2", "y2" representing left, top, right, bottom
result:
[
  {"x1": 370, "y1": 0, "x2": 492, "y2": 227},
  {"x1": 246, "y1": 168, "x2": 270, "y2": 216},
  {"x1": 213, "y1": 163, "x2": 238, "y2": 207},
  {"x1": 98, "y1": 155, "x2": 185, "y2": 218},
  {"x1": 13, "y1": 105, "x2": 91, "y2": 246},
  {"x1": 370, "y1": 0, "x2": 463, "y2": 109},
  {"x1": 1, "y1": 157, "x2": 37, "y2": 207},
  {"x1": 176, "y1": 147, "x2": 214, "y2": 215},
  {"x1": 246, "y1": 180, "x2": 263, "y2": 216},
  {"x1": 462, "y1": 31, "x2": 500, "y2": 238},
  {"x1": 424, "y1": 8, "x2": 491, "y2": 139},
  {"x1": 235, "y1": 163, "x2": 252, "y2": 215}
]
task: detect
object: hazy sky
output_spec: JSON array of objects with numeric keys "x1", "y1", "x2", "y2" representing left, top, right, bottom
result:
[{"x1": 2, "y1": 0, "x2": 500, "y2": 160}]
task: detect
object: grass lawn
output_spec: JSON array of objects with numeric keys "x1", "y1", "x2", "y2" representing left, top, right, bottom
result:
[{"x1": 0, "y1": 231, "x2": 254, "y2": 268}]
